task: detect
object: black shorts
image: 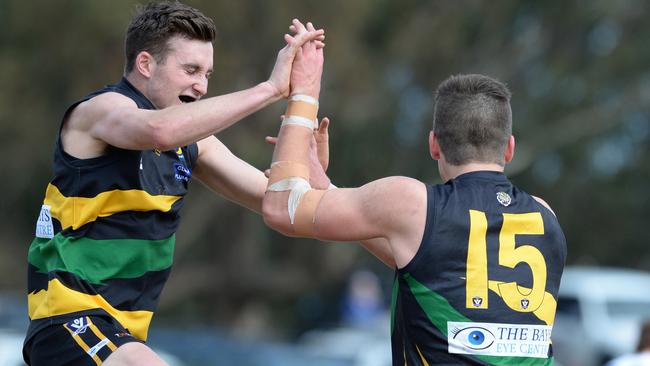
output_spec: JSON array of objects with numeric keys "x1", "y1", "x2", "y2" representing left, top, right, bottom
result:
[{"x1": 23, "y1": 315, "x2": 141, "y2": 366}]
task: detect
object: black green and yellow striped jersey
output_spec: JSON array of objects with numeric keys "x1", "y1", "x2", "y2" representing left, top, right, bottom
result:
[
  {"x1": 26, "y1": 78, "x2": 198, "y2": 343},
  {"x1": 391, "y1": 171, "x2": 566, "y2": 366}
]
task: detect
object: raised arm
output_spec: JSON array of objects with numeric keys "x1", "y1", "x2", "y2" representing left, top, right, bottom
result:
[
  {"x1": 62, "y1": 19, "x2": 326, "y2": 158},
  {"x1": 261, "y1": 23, "x2": 427, "y2": 268}
]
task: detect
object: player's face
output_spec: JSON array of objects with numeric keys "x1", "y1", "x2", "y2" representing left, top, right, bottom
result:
[{"x1": 147, "y1": 36, "x2": 213, "y2": 109}]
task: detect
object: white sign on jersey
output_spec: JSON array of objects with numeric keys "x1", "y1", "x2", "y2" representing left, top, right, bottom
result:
[
  {"x1": 35, "y1": 204, "x2": 54, "y2": 239},
  {"x1": 448, "y1": 321, "x2": 552, "y2": 359}
]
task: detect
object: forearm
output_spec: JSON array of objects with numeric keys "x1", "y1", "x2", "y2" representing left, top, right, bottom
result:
[
  {"x1": 194, "y1": 137, "x2": 268, "y2": 214},
  {"x1": 196, "y1": 163, "x2": 267, "y2": 214},
  {"x1": 263, "y1": 123, "x2": 314, "y2": 235},
  {"x1": 264, "y1": 26, "x2": 324, "y2": 236},
  {"x1": 150, "y1": 82, "x2": 280, "y2": 150}
]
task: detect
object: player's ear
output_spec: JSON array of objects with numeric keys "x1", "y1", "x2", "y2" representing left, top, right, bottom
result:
[
  {"x1": 504, "y1": 135, "x2": 515, "y2": 163},
  {"x1": 135, "y1": 51, "x2": 155, "y2": 78},
  {"x1": 429, "y1": 130, "x2": 441, "y2": 160}
]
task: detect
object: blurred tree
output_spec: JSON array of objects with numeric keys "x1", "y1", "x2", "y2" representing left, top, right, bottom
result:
[{"x1": 1, "y1": 0, "x2": 649, "y2": 338}]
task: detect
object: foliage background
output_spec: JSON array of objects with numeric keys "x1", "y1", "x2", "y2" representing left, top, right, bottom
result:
[{"x1": 1, "y1": 0, "x2": 649, "y2": 338}]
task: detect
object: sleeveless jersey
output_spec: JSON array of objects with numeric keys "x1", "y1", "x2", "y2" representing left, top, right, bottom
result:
[
  {"x1": 391, "y1": 171, "x2": 566, "y2": 365},
  {"x1": 26, "y1": 78, "x2": 198, "y2": 343}
]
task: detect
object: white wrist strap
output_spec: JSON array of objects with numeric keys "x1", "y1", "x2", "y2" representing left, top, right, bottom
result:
[{"x1": 289, "y1": 94, "x2": 319, "y2": 106}]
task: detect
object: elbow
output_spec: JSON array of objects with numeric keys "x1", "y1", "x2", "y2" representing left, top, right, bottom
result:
[
  {"x1": 262, "y1": 195, "x2": 294, "y2": 237},
  {"x1": 148, "y1": 121, "x2": 178, "y2": 151},
  {"x1": 106, "y1": 108, "x2": 178, "y2": 151},
  {"x1": 147, "y1": 119, "x2": 176, "y2": 151}
]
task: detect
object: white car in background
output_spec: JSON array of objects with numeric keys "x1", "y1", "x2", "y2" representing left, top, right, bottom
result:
[
  {"x1": 0, "y1": 328, "x2": 24, "y2": 366},
  {"x1": 552, "y1": 266, "x2": 650, "y2": 366}
]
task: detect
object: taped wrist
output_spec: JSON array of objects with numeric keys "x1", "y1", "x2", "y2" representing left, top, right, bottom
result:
[
  {"x1": 282, "y1": 94, "x2": 319, "y2": 129},
  {"x1": 268, "y1": 161, "x2": 309, "y2": 185}
]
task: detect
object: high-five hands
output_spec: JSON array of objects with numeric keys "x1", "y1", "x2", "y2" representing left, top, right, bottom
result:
[
  {"x1": 288, "y1": 20, "x2": 324, "y2": 99},
  {"x1": 267, "y1": 19, "x2": 325, "y2": 98}
]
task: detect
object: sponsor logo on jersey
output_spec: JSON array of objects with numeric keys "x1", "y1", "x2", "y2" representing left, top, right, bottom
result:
[
  {"x1": 448, "y1": 321, "x2": 552, "y2": 358},
  {"x1": 35, "y1": 205, "x2": 54, "y2": 239},
  {"x1": 173, "y1": 163, "x2": 191, "y2": 182},
  {"x1": 521, "y1": 299, "x2": 529, "y2": 309},
  {"x1": 496, "y1": 192, "x2": 512, "y2": 206}
]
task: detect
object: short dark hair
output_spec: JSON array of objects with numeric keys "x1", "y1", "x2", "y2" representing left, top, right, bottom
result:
[
  {"x1": 637, "y1": 319, "x2": 650, "y2": 352},
  {"x1": 433, "y1": 74, "x2": 512, "y2": 166},
  {"x1": 124, "y1": 1, "x2": 217, "y2": 74}
]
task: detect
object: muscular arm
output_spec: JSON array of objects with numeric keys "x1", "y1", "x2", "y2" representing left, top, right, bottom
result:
[
  {"x1": 264, "y1": 173, "x2": 426, "y2": 268},
  {"x1": 262, "y1": 21, "x2": 426, "y2": 268},
  {"x1": 193, "y1": 136, "x2": 402, "y2": 267},
  {"x1": 64, "y1": 84, "x2": 279, "y2": 157}
]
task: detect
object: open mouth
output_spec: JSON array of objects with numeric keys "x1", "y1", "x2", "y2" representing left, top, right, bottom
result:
[{"x1": 179, "y1": 95, "x2": 197, "y2": 103}]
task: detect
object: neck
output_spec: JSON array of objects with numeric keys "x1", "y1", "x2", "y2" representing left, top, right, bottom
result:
[
  {"x1": 440, "y1": 162, "x2": 504, "y2": 182},
  {"x1": 125, "y1": 73, "x2": 144, "y2": 93}
]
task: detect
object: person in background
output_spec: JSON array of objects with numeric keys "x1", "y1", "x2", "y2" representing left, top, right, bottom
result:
[
  {"x1": 340, "y1": 270, "x2": 385, "y2": 328},
  {"x1": 606, "y1": 320, "x2": 650, "y2": 366}
]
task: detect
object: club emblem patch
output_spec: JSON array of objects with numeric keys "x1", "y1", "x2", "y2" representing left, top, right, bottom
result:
[
  {"x1": 66, "y1": 317, "x2": 89, "y2": 335},
  {"x1": 496, "y1": 192, "x2": 512, "y2": 207},
  {"x1": 472, "y1": 296, "x2": 483, "y2": 307}
]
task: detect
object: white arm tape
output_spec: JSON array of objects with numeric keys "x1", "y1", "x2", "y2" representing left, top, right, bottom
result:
[
  {"x1": 267, "y1": 177, "x2": 311, "y2": 224},
  {"x1": 289, "y1": 94, "x2": 319, "y2": 106},
  {"x1": 281, "y1": 115, "x2": 316, "y2": 130}
]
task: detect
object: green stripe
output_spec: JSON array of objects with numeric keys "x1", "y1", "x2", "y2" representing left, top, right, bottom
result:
[
  {"x1": 403, "y1": 274, "x2": 552, "y2": 366},
  {"x1": 28, "y1": 233, "x2": 175, "y2": 285},
  {"x1": 390, "y1": 277, "x2": 399, "y2": 335}
]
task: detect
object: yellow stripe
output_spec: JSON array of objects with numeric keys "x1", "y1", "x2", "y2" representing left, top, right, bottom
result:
[
  {"x1": 466, "y1": 210, "x2": 489, "y2": 309},
  {"x1": 44, "y1": 183, "x2": 181, "y2": 230},
  {"x1": 64, "y1": 322, "x2": 102, "y2": 366},
  {"x1": 88, "y1": 321, "x2": 117, "y2": 352},
  {"x1": 488, "y1": 280, "x2": 557, "y2": 325},
  {"x1": 29, "y1": 278, "x2": 153, "y2": 341},
  {"x1": 415, "y1": 344, "x2": 430, "y2": 366}
]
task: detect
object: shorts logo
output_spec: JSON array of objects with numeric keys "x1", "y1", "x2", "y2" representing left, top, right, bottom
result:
[
  {"x1": 67, "y1": 317, "x2": 89, "y2": 336},
  {"x1": 173, "y1": 163, "x2": 191, "y2": 182},
  {"x1": 87, "y1": 338, "x2": 110, "y2": 357},
  {"x1": 496, "y1": 192, "x2": 512, "y2": 206}
]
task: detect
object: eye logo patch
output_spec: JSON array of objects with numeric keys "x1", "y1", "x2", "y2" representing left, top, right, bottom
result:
[{"x1": 451, "y1": 326, "x2": 495, "y2": 350}]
